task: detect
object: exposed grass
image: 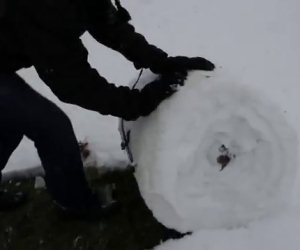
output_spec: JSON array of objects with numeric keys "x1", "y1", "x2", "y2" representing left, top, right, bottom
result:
[{"x1": 0, "y1": 167, "x2": 184, "y2": 250}]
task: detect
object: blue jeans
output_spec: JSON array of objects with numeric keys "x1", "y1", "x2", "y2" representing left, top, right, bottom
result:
[{"x1": 0, "y1": 73, "x2": 94, "y2": 208}]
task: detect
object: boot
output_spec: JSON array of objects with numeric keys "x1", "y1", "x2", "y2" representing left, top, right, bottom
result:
[
  {"x1": 0, "y1": 189, "x2": 28, "y2": 211},
  {"x1": 56, "y1": 184, "x2": 120, "y2": 221}
]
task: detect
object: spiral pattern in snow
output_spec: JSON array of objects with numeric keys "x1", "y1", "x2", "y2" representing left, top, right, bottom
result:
[{"x1": 125, "y1": 71, "x2": 298, "y2": 232}]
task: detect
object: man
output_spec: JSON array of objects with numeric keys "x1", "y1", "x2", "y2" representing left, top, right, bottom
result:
[{"x1": 0, "y1": 0, "x2": 214, "y2": 218}]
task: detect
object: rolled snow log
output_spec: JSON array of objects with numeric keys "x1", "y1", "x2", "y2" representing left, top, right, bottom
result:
[{"x1": 120, "y1": 70, "x2": 298, "y2": 232}]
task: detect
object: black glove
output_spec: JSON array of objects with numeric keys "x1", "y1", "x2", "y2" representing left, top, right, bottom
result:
[
  {"x1": 151, "y1": 56, "x2": 215, "y2": 74},
  {"x1": 138, "y1": 72, "x2": 187, "y2": 117}
]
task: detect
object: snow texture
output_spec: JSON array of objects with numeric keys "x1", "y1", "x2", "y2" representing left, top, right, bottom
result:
[
  {"x1": 154, "y1": 211, "x2": 300, "y2": 250},
  {"x1": 124, "y1": 70, "x2": 298, "y2": 232},
  {"x1": 34, "y1": 176, "x2": 46, "y2": 189}
]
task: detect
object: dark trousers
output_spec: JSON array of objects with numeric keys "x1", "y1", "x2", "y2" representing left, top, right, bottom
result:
[{"x1": 0, "y1": 73, "x2": 93, "y2": 208}]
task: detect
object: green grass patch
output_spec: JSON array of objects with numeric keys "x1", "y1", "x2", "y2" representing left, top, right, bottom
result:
[{"x1": 0, "y1": 167, "x2": 184, "y2": 250}]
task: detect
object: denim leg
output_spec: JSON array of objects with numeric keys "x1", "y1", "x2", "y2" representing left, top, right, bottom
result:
[{"x1": 0, "y1": 73, "x2": 94, "y2": 208}]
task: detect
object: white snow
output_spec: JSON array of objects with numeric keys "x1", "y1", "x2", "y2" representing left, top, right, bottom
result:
[
  {"x1": 126, "y1": 70, "x2": 298, "y2": 232},
  {"x1": 2, "y1": 0, "x2": 300, "y2": 249},
  {"x1": 155, "y1": 211, "x2": 300, "y2": 250},
  {"x1": 34, "y1": 176, "x2": 46, "y2": 189}
]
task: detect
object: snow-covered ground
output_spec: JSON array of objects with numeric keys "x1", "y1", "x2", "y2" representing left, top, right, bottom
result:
[
  {"x1": 155, "y1": 211, "x2": 300, "y2": 250},
  {"x1": 3, "y1": 0, "x2": 300, "y2": 249}
]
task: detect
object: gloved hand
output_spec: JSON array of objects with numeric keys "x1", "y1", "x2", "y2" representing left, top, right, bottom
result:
[
  {"x1": 151, "y1": 56, "x2": 215, "y2": 74},
  {"x1": 139, "y1": 72, "x2": 187, "y2": 117}
]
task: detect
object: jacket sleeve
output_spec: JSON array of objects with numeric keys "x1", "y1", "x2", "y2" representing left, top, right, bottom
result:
[
  {"x1": 86, "y1": 0, "x2": 168, "y2": 71},
  {"x1": 17, "y1": 12, "x2": 145, "y2": 120}
]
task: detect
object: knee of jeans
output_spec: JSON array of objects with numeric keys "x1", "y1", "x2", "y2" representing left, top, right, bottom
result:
[
  {"x1": 44, "y1": 107, "x2": 73, "y2": 132},
  {"x1": 28, "y1": 109, "x2": 74, "y2": 143}
]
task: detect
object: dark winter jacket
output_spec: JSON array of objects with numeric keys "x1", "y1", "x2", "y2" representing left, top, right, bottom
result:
[{"x1": 0, "y1": 0, "x2": 169, "y2": 120}]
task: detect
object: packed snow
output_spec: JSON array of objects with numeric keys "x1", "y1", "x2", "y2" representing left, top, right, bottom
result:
[
  {"x1": 2, "y1": 0, "x2": 300, "y2": 249},
  {"x1": 123, "y1": 70, "x2": 298, "y2": 232},
  {"x1": 154, "y1": 211, "x2": 300, "y2": 250}
]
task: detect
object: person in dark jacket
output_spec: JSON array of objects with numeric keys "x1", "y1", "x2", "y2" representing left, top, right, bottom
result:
[{"x1": 0, "y1": 0, "x2": 214, "y2": 218}]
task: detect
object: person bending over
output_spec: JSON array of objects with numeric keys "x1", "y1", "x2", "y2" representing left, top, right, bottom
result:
[{"x1": 0, "y1": 0, "x2": 214, "y2": 219}]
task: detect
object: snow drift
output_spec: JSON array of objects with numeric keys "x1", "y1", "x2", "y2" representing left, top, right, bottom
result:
[{"x1": 121, "y1": 70, "x2": 298, "y2": 232}]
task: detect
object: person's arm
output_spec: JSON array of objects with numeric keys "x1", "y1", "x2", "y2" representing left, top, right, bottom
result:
[
  {"x1": 15, "y1": 4, "x2": 152, "y2": 120},
  {"x1": 87, "y1": 0, "x2": 215, "y2": 73},
  {"x1": 86, "y1": 0, "x2": 168, "y2": 72}
]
